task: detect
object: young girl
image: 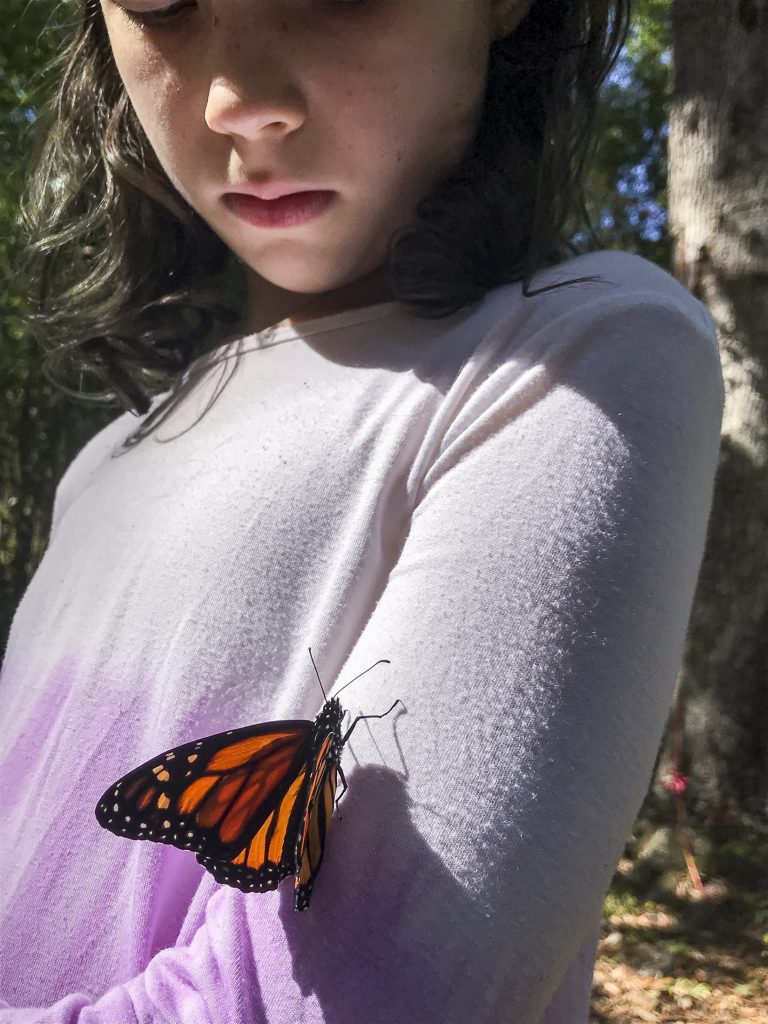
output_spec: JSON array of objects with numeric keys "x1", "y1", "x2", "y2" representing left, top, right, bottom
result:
[{"x1": 1, "y1": 1, "x2": 725, "y2": 1022}]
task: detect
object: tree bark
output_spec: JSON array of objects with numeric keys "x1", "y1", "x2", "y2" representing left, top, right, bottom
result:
[{"x1": 647, "y1": 0, "x2": 768, "y2": 825}]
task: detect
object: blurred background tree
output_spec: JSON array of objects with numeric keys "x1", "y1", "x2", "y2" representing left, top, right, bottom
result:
[{"x1": 648, "y1": 0, "x2": 767, "y2": 828}]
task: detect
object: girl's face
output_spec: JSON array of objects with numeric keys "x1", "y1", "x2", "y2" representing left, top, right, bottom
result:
[{"x1": 99, "y1": 0, "x2": 529, "y2": 331}]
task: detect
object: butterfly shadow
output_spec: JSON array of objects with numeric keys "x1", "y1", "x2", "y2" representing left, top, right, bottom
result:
[{"x1": 277, "y1": 763, "x2": 489, "y2": 1024}]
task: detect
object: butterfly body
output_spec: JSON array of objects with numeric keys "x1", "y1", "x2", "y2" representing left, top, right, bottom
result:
[{"x1": 96, "y1": 656, "x2": 400, "y2": 911}]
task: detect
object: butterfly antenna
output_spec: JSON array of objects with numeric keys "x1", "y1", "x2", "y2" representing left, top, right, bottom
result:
[
  {"x1": 308, "y1": 647, "x2": 328, "y2": 700},
  {"x1": 308, "y1": 648, "x2": 391, "y2": 701},
  {"x1": 333, "y1": 658, "x2": 391, "y2": 697}
]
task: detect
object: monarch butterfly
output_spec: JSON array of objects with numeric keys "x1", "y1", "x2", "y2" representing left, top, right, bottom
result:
[{"x1": 95, "y1": 649, "x2": 402, "y2": 911}]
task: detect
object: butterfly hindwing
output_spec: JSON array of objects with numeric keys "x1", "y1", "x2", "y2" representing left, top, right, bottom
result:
[
  {"x1": 196, "y1": 760, "x2": 312, "y2": 893},
  {"x1": 95, "y1": 719, "x2": 314, "y2": 862},
  {"x1": 194, "y1": 715, "x2": 342, "y2": 901},
  {"x1": 294, "y1": 728, "x2": 340, "y2": 910}
]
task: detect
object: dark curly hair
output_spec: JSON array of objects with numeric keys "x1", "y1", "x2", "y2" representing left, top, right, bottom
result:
[{"x1": 13, "y1": 0, "x2": 631, "y2": 447}]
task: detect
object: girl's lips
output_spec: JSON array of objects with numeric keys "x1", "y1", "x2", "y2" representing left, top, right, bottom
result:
[{"x1": 224, "y1": 190, "x2": 336, "y2": 229}]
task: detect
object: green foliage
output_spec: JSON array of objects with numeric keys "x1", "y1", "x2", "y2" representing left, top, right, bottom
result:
[
  {"x1": 584, "y1": 0, "x2": 672, "y2": 268},
  {"x1": 603, "y1": 891, "x2": 667, "y2": 917},
  {"x1": 1, "y1": 0, "x2": 119, "y2": 661}
]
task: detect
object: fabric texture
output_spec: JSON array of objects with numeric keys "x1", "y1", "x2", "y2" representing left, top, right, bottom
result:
[{"x1": 0, "y1": 249, "x2": 725, "y2": 1023}]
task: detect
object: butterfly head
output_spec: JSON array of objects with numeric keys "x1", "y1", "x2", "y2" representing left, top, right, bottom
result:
[{"x1": 316, "y1": 695, "x2": 344, "y2": 731}]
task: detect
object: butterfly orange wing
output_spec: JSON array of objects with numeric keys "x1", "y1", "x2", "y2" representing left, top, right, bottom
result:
[
  {"x1": 95, "y1": 719, "x2": 314, "y2": 883},
  {"x1": 294, "y1": 730, "x2": 339, "y2": 910},
  {"x1": 196, "y1": 758, "x2": 313, "y2": 893}
]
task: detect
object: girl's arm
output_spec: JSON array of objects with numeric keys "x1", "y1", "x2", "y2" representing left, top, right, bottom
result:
[{"x1": 0, "y1": 288, "x2": 724, "y2": 1024}]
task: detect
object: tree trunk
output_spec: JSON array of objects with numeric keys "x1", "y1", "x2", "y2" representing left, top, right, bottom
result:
[{"x1": 646, "y1": 0, "x2": 768, "y2": 825}]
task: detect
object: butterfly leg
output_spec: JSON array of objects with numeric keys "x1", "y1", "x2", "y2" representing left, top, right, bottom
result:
[
  {"x1": 340, "y1": 698, "x2": 404, "y2": 746},
  {"x1": 334, "y1": 764, "x2": 348, "y2": 810}
]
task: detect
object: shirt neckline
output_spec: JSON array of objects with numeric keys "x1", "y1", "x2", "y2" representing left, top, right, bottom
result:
[
  {"x1": 179, "y1": 298, "x2": 403, "y2": 383},
  {"x1": 240, "y1": 298, "x2": 402, "y2": 347},
  {"x1": 144, "y1": 297, "x2": 403, "y2": 420}
]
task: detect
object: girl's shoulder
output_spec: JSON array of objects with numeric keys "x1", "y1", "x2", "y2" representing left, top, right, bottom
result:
[{"x1": 484, "y1": 248, "x2": 718, "y2": 358}]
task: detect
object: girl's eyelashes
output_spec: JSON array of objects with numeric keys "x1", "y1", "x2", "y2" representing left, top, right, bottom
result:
[
  {"x1": 117, "y1": 1, "x2": 196, "y2": 26},
  {"x1": 117, "y1": 0, "x2": 365, "y2": 29},
  {"x1": 118, "y1": 1, "x2": 195, "y2": 26}
]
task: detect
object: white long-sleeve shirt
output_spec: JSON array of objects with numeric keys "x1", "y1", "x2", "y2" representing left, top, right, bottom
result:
[{"x1": 0, "y1": 249, "x2": 724, "y2": 1023}]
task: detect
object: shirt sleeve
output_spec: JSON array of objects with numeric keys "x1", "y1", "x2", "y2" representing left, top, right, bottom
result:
[{"x1": 0, "y1": 290, "x2": 725, "y2": 1024}]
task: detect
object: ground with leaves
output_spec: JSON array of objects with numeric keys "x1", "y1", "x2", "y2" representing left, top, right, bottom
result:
[{"x1": 589, "y1": 815, "x2": 767, "y2": 1023}]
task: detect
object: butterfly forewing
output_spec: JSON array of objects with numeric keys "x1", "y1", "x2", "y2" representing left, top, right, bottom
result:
[{"x1": 95, "y1": 719, "x2": 313, "y2": 861}]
